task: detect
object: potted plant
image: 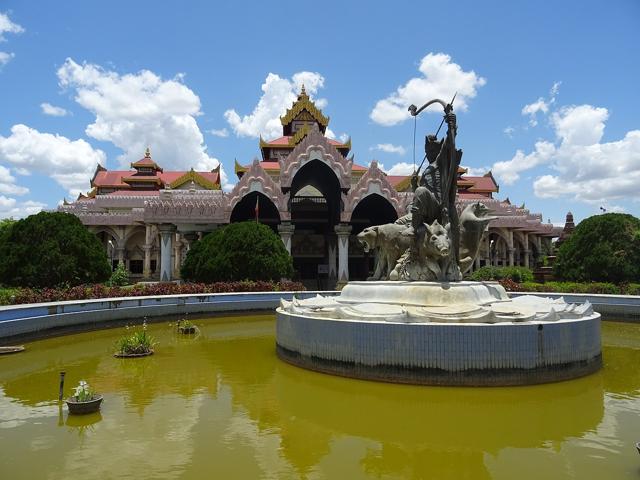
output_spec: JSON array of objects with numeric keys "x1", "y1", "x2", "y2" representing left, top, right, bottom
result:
[
  {"x1": 177, "y1": 318, "x2": 197, "y2": 334},
  {"x1": 66, "y1": 380, "x2": 103, "y2": 414},
  {"x1": 114, "y1": 320, "x2": 156, "y2": 358}
]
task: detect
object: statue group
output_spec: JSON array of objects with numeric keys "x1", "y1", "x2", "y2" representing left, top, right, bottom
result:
[{"x1": 358, "y1": 99, "x2": 496, "y2": 282}]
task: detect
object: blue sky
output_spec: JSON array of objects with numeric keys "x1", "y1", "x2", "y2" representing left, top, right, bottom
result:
[{"x1": 0, "y1": 0, "x2": 638, "y2": 224}]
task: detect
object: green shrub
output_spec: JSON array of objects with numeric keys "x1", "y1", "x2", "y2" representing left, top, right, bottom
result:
[
  {"x1": 182, "y1": 221, "x2": 294, "y2": 282},
  {"x1": 0, "y1": 212, "x2": 111, "y2": 288},
  {"x1": 107, "y1": 263, "x2": 129, "y2": 286},
  {"x1": 518, "y1": 281, "x2": 622, "y2": 294},
  {"x1": 469, "y1": 266, "x2": 534, "y2": 283},
  {"x1": 554, "y1": 213, "x2": 640, "y2": 283}
]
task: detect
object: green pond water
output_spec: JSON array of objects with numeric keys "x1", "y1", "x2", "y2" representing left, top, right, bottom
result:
[{"x1": 1, "y1": 315, "x2": 640, "y2": 479}]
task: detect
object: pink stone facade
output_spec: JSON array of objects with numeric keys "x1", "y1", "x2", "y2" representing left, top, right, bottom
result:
[{"x1": 60, "y1": 90, "x2": 560, "y2": 285}]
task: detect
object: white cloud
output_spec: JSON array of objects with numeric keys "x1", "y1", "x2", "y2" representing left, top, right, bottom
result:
[
  {"x1": 386, "y1": 162, "x2": 415, "y2": 176},
  {"x1": 494, "y1": 100, "x2": 640, "y2": 205},
  {"x1": 0, "y1": 51, "x2": 14, "y2": 66},
  {"x1": 224, "y1": 71, "x2": 326, "y2": 139},
  {"x1": 521, "y1": 81, "x2": 561, "y2": 127},
  {"x1": 0, "y1": 124, "x2": 106, "y2": 196},
  {"x1": 370, "y1": 143, "x2": 406, "y2": 155},
  {"x1": 503, "y1": 126, "x2": 515, "y2": 138},
  {"x1": 370, "y1": 53, "x2": 486, "y2": 126},
  {"x1": 0, "y1": 196, "x2": 46, "y2": 218},
  {"x1": 492, "y1": 141, "x2": 556, "y2": 185},
  {"x1": 462, "y1": 165, "x2": 491, "y2": 177},
  {"x1": 209, "y1": 128, "x2": 228, "y2": 138},
  {"x1": 0, "y1": 12, "x2": 24, "y2": 40},
  {"x1": 41, "y1": 102, "x2": 69, "y2": 117},
  {"x1": 57, "y1": 58, "x2": 231, "y2": 190},
  {"x1": 521, "y1": 98, "x2": 549, "y2": 126},
  {"x1": 0, "y1": 12, "x2": 23, "y2": 68},
  {"x1": 551, "y1": 104, "x2": 607, "y2": 146},
  {"x1": 0, "y1": 165, "x2": 28, "y2": 195}
]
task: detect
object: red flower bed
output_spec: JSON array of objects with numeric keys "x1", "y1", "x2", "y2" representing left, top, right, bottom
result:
[{"x1": 3, "y1": 280, "x2": 306, "y2": 306}]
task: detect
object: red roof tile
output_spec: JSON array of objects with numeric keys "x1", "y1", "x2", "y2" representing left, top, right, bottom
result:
[
  {"x1": 93, "y1": 170, "x2": 219, "y2": 188},
  {"x1": 461, "y1": 175, "x2": 498, "y2": 192}
]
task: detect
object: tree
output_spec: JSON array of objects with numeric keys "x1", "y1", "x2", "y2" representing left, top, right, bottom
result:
[
  {"x1": 0, "y1": 218, "x2": 16, "y2": 242},
  {"x1": 0, "y1": 211, "x2": 111, "y2": 288},
  {"x1": 182, "y1": 221, "x2": 293, "y2": 282},
  {"x1": 554, "y1": 213, "x2": 640, "y2": 283}
]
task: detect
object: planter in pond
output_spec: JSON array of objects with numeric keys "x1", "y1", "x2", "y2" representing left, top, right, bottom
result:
[
  {"x1": 66, "y1": 395, "x2": 103, "y2": 415},
  {"x1": 114, "y1": 349, "x2": 154, "y2": 358},
  {"x1": 0, "y1": 345, "x2": 24, "y2": 355},
  {"x1": 178, "y1": 325, "x2": 197, "y2": 334}
]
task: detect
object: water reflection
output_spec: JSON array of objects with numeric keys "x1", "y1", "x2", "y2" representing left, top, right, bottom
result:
[{"x1": 0, "y1": 316, "x2": 639, "y2": 479}]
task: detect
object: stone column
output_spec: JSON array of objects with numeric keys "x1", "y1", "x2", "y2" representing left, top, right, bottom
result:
[
  {"x1": 142, "y1": 245, "x2": 152, "y2": 279},
  {"x1": 507, "y1": 230, "x2": 515, "y2": 266},
  {"x1": 158, "y1": 224, "x2": 176, "y2": 282},
  {"x1": 327, "y1": 236, "x2": 337, "y2": 279},
  {"x1": 523, "y1": 250, "x2": 531, "y2": 268},
  {"x1": 335, "y1": 224, "x2": 352, "y2": 289},
  {"x1": 277, "y1": 222, "x2": 295, "y2": 254},
  {"x1": 182, "y1": 232, "x2": 198, "y2": 256},
  {"x1": 173, "y1": 233, "x2": 182, "y2": 279},
  {"x1": 474, "y1": 255, "x2": 481, "y2": 271},
  {"x1": 142, "y1": 224, "x2": 153, "y2": 279},
  {"x1": 115, "y1": 247, "x2": 125, "y2": 266}
]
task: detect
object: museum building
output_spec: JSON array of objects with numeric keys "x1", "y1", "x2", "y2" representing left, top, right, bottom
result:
[{"x1": 60, "y1": 87, "x2": 560, "y2": 287}]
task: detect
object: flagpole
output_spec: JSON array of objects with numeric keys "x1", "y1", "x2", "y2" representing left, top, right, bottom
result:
[{"x1": 255, "y1": 195, "x2": 259, "y2": 223}]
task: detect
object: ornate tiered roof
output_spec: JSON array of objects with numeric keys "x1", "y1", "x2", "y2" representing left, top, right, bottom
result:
[{"x1": 87, "y1": 148, "x2": 221, "y2": 198}]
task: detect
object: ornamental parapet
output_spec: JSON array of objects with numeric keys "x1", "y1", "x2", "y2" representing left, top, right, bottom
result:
[
  {"x1": 64, "y1": 208, "x2": 144, "y2": 226},
  {"x1": 144, "y1": 191, "x2": 228, "y2": 224},
  {"x1": 94, "y1": 195, "x2": 150, "y2": 208}
]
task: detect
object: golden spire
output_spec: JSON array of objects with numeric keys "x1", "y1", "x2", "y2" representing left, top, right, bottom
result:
[
  {"x1": 299, "y1": 84, "x2": 307, "y2": 97},
  {"x1": 145, "y1": 147, "x2": 151, "y2": 158}
]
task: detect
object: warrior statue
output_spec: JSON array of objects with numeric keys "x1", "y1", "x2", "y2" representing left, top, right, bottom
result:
[{"x1": 358, "y1": 97, "x2": 495, "y2": 282}]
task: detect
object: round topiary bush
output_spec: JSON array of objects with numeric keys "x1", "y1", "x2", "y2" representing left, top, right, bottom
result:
[
  {"x1": 554, "y1": 213, "x2": 640, "y2": 283},
  {"x1": 181, "y1": 221, "x2": 294, "y2": 282},
  {"x1": 0, "y1": 211, "x2": 111, "y2": 288}
]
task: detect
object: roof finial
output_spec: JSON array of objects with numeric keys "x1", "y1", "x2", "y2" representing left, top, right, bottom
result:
[
  {"x1": 300, "y1": 84, "x2": 307, "y2": 96},
  {"x1": 145, "y1": 147, "x2": 151, "y2": 158}
]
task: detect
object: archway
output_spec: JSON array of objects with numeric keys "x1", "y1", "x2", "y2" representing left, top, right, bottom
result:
[
  {"x1": 349, "y1": 194, "x2": 398, "y2": 280},
  {"x1": 289, "y1": 160, "x2": 343, "y2": 289},
  {"x1": 488, "y1": 231, "x2": 509, "y2": 267},
  {"x1": 230, "y1": 191, "x2": 280, "y2": 231},
  {"x1": 124, "y1": 228, "x2": 147, "y2": 277},
  {"x1": 94, "y1": 228, "x2": 121, "y2": 271}
]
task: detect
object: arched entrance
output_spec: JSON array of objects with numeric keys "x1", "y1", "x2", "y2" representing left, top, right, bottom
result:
[
  {"x1": 230, "y1": 191, "x2": 280, "y2": 231},
  {"x1": 489, "y1": 231, "x2": 509, "y2": 267},
  {"x1": 94, "y1": 227, "x2": 121, "y2": 271},
  {"x1": 289, "y1": 160, "x2": 343, "y2": 289},
  {"x1": 349, "y1": 194, "x2": 398, "y2": 280}
]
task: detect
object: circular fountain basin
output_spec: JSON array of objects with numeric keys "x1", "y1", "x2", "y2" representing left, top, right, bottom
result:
[{"x1": 276, "y1": 281, "x2": 602, "y2": 386}]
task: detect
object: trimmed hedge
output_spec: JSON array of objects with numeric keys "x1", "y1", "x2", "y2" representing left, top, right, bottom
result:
[
  {"x1": 0, "y1": 280, "x2": 305, "y2": 306},
  {"x1": 469, "y1": 266, "x2": 534, "y2": 283},
  {"x1": 182, "y1": 221, "x2": 294, "y2": 282},
  {"x1": 499, "y1": 280, "x2": 640, "y2": 295}
]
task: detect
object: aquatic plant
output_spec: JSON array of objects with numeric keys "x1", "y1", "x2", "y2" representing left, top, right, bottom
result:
[
  {"x1": 72, "y1": 380, "x2": 96, "y2": 402},
  {"x1": 115, "y1": 321, "x2": 155, "y2": 355}
]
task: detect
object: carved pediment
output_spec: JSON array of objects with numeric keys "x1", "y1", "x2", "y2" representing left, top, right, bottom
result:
[
  {"x1": 279, "y1": 128, "x2": 353, "y2": 190},
  {"x1": 226, "y1": 159, "x2": 289, "y2": 220},
  {"x1": 343, "y1": 160, "x2": 403, "y2": 221}
]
